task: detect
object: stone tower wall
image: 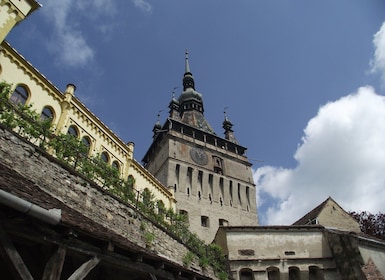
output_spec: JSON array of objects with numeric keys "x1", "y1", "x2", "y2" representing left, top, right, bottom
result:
[{"x1": 146, "y1": 135, "x2": 258, "y2": 243}]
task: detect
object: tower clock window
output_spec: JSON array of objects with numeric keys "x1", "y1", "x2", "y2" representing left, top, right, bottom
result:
[{"x1": 213, "y1": 156, "x2": 224, "y2": 174}]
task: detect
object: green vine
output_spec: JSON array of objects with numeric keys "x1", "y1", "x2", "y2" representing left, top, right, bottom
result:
[
  {"x1": 183, "y1": 251, "x2": 195, "y2": 267},
  {"x1": 0, "y1": 81, "x2": 229, "y2": 278},
  {"x1": 143, "y1": 231, "x2": 155, "y2": 248}
]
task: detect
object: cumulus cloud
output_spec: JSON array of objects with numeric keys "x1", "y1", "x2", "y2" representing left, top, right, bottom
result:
[
  {"x1": 254, "y1": 86, "x2": 385, "y2": 225},
  {"x1": 133, "y1": 0, "x2": 152, "y2": 13},
  {"x1": 370, "y1": 21, "x2": 385, "y2": 85},
  {"x1": 39, "y1": 0, "x2": 116, "y2": 67}
]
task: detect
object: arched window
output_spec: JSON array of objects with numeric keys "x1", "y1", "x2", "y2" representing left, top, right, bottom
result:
[
  {"x1": 267, "y1": 267, "x2": 280, "y2": 280},
  {"x1": 246, "y1": 186, "x2": 251, "y2": 210},
  {"x1": 112, "y1": 160, "x2": 120, "y2": 171},
  {"x1": 81, "y1": 136, "x2": 91, "y2": 156},
  {"x1": 309, "y1": 266, "x2": 324, "y2": 280},
  {"x1": 240, "y1": 269, "x2": 253, "y2": 280},
  {"x1": 238, "y1": 183, "x2": 242, "y2": 205},
  {"x1": 127, "y1": 175, "x2": 135, "y2": 188},
  {"x1": 40, "y1": 106, "x2": 54, "y2": 122},
  {"x1": 101, "y1": 151, "x2": 109, "y2": 163},
  {"x1": 10, "y1": 85, "x2": 29, "y2": 105},
  {"x1": 67, "y1": 125, "x2": 79, "y2": 138},
  {"x1": 289, "y1": 267, "x2": 300, "y2": 280}
]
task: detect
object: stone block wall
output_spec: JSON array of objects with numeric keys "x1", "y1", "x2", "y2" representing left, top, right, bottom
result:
[{"x1": 0, "y1": 126, "x2": 216, "y2": 279}]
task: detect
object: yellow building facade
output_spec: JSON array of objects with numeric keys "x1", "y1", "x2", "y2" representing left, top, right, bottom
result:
[
  {"x1": 0, "y1": 29, "x2": 175, "y2": 210},
  {"x1": 0, "y1": 0, "x2": 40, "y2": 43}
]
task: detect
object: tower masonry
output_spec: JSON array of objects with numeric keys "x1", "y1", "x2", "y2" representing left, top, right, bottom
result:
[{"x1": 142, "y1": 51, "x2": 258, "y2": 242}]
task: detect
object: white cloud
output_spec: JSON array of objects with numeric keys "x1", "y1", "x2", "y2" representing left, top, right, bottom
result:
[
  {"x1": 39, "y1": 0, "x2": 116, "y2": 67},
  {"x1": 254, "y1": 86, "x2": 385, "y2": 225},
  {"x1": 133, "y1": 0, "x2": 152, "y2": 13},
  {"x1": 370, "y1": 21, "x2": 385, "y2": 86}
]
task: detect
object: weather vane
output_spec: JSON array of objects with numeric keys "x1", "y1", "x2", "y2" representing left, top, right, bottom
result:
[{"x1": 224, "y1": 106, "x2": 229, "y2": 118}]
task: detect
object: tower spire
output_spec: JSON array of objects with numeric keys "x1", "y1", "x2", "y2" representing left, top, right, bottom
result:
[
  {"x1": 185, "y1": 49, "x2": 191, "y2": 74},
  {"x1": 183, "y1": 49, "x2": 195, "y2": 90}
]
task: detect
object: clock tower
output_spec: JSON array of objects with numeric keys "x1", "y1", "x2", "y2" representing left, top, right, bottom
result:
[{"x1": 142, "y1": 51, "x2": 258, "y2": 242}]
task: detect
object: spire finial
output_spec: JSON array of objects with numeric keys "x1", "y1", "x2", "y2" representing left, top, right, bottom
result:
[
  {"x1": 224, "y1": 107, "x2": 229, "y2": 120},
  {"x1": 185, "y1": 49, "x2": 191, "y2": 74}
]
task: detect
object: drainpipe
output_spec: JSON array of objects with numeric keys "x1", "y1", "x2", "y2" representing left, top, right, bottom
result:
[{"x1": 0, "y1": 189, "x2": 61, "y2": 225}]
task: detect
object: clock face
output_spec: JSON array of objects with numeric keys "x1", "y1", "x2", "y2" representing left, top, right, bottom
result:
[{"x1": 190, "y1": 147, "x2": 208, "y2": 165}]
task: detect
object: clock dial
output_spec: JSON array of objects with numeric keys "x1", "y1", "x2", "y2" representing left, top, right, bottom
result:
[{"x1": 190, "y1": 147, "x2": 208, "y2": 165}]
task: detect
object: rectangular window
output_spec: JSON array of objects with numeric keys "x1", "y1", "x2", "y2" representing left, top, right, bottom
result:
[
  {"x1": 219, "y1": 219, "x2": 228, "y2": 226},
  {"x1": 201, "y1": 216, "x2": 209, "y2": 227}
]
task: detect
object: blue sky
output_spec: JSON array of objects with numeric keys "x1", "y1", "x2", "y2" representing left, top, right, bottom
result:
[{"x1": 5, "y1": 0, "x2": 385, "y2": 225}]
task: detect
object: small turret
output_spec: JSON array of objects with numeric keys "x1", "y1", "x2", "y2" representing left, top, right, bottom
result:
[
  {"x1": 223, "y1": 109, "x2": 238, "y2": 144},
  {"x1": 152, "y1": 112, "x2": 162, "y2": 138},
  {"x1": 169, "y1": 87, "x2": 180, "y2": 120}
]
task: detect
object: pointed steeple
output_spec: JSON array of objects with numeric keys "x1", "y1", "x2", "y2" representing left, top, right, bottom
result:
[
  {"x1": 168, "y1": 50, "x2": 214, "y2": 133},
  {"x1": 152, "y1": 111, "x2": 162, "y2": 138},
  {"x1": 183, "y1": 49, "x2": 195, "y2": 90}
]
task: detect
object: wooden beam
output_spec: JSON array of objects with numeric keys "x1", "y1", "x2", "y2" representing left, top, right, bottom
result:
[
  {"x1": 3, "y1": 220, "x2": 208, "y2": 280},
  {"x1": 67, "y1": 256, "x2": 100, "y2": 280},
  {"x1": 0, "y1": 221, "x2": 34, "y2": 280},
  {"x1": 42, "y1": 246, "x2": 66, "y2": 280}
]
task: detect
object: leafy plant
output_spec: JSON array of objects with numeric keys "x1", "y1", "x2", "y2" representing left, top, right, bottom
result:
[
  {"x1": 183, "y1": 251, "x2": 195, "y2": 267},
  {"x1": 143, "y1": 231, "x2": 155, "y2": 247}
]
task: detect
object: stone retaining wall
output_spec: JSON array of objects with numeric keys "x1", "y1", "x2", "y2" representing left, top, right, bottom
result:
[{"x1": 0, "y1": 126, "x2": 216, "y2": 278}]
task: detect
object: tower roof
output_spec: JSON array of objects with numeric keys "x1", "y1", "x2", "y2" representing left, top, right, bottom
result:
[{"x1": 171, "y1": 50, "x2": 214, "y2": 134}]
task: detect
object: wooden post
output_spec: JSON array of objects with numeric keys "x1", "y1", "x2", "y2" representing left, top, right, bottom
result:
[
  {"x1": 42, "y1": 246, "x2": 66, "y2": 280},
  {"x1": 67, "y1": 256, "x2": 100, "y2": 280},
  {"x1": 0, "y1": 221, "x2": 34, "y2": 280}
]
